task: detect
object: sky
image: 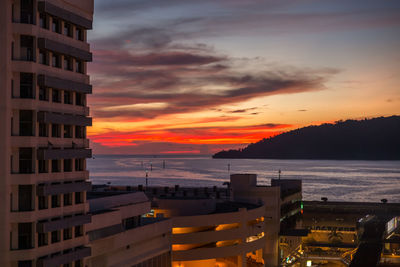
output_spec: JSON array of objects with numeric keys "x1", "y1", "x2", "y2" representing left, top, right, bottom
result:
[{"x1": 87, "y1": 0, "x2": 400, "y2": 155}]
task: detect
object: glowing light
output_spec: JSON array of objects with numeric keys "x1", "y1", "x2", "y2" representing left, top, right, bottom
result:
[
  {"x1": 307, "y1": 260, "x2": 312, "y2": 266},
  {"x1": 246, "y1": 232, "x2": 265, "y2": 243}
]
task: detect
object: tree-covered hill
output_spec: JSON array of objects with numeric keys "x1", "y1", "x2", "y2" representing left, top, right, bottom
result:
[{"x1": 213, "y1": 116, "x2": 400, "y2": 160}]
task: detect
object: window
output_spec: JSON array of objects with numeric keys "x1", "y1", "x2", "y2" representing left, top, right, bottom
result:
[
  {"x1": 39, "y1": 13, "x2": 47, "y2": 29},
  {"x1": 38, "y1": 195, "x2": 48, "y2": 210},
  {"x1": 18, "y1": 185, "x2": 33, "y2": 211},
  {"x1": 74, "y1": 225, "x2": 83, "y2": 237},
  {"x1": 51, "y1": 195, "x2": 60, "y2": 208},
  {"x1": 64, "y1": 57, "x2": 72, "y2": 71},
  {"x1": 18, "y1": 223, "x2": 33, "y2": 249},
  {"x1": 63, "y1": 125, "x2": 72, "y2": 138},
  {"x1": 38, "y1": 159, "x2": 48, "y2": 173},
  {"x1": 64, "y1": 193, "x2": 72, "y2": 206},
  {"x1": 18, "y1": 261, "x2": 32, "y2": 267},
  {"x1": 75, "y1": 192, "x2": 83, "y2": 204},
  {"x1": 19, "y1": 148, "x2": 33, "y2": 173},
  {"x1": 64, "y1": 159, "x2": 72, "y2": 172},
  {"x1": 51, "y1": 159, "x2": 60, "y2": 173},
  {"x1": 75, "y1": 126, "x2": 85, "y2": 139},
  {"x1": 64, "y1": 23, "x2": 72, "y2": 37},
  {"x1": 75, "y1": 159, "x2": 84, "y2": 171},
  {"x1": 75, "y1": 60, "x2": 83, "y2": 73},
  {"x1": 20, "y1": 0, "x2": 34, "y2": 24},
  {"x1": 124, "y1": 217, "x2": 137, "y2": 230},
  {"x1": 64, "y1": 91, "x2": 72, "y2": 104},
  {"x1": 39, "y1": 87, "x2": 48, "y2": 101},
  {"x1": 20, "y1": 73, "x2": 34, "y2": 99},
  {"x1": 19, "y1": 110, "x2": 34, "y2": 136},
  {"x1": 52, "y1": 89, "x2": 61, "y2": 102},
  {"x1": 75, "y1": 93, "x2": 84, "y2": 106},
  {"x1": 39, "y1": 123, "x2": 48, "y2": 137},
  {"x1": 51, "y1": 230, "x2": 60, "y2": 243},
  {"x1": 52, "y1": 53, "x2": 61, "y2": 68},
  {"x1": 75, "y1": 27, "x2": 83, "y2": 41},
  {"x1": 51, "y1": 124, "x2": 61, "y2": 137},
  {"x1": 20, "y1": 35, "x2": 34, "y2": 61},
  {"x1": 39, "y1": 50, "x2": 48, "y2": 65},
  {"x1": 63, "y1": 228, "x2": 72, "y2": 240},
  {"x1": 52, "y1": 18, "x2": 61, "y2": 33},
  {"x1": 74, "y1": 260, "x2": 82, "y2": 267},
  {"x1": 38, "y1": 232, "x2": 47, "y2": 247}
]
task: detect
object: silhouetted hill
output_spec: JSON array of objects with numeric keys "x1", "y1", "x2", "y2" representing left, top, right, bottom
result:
[{"x1": 213, "y1": 116, "x2": 400, "y2": 160}]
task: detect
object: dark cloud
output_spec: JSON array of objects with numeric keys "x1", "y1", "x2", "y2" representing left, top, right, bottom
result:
[
  {"x1": 120, "y1": 52, "x2": 224, "y2": 66},
  {"x1": 386, "y1": 98, "x2": 400, "y2": 103},
  {"x1": 93, "y1": 27, "x2": 174, "y2": 50},
  {"x1": 229, "y1": 107, "x2": 258, "y2": 113},
  {"x1": 298, "y1": 109, "x2": 308, "y2": 112},
  {"x1": 89, "y1": 46, "x2": 334, "y2": 119}
]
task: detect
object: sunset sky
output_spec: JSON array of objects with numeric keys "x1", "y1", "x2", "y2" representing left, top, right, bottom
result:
[{"x1": 87, "y1": 0, "x2": 400, "y2": 155}]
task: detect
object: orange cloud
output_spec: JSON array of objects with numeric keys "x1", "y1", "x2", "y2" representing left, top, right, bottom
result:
[{"x1": 88, "y1": 123, "x2": 294, "y2": 151}]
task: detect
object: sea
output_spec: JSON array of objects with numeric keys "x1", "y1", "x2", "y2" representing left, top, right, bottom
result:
[{"x1": 87, "y1": 155, "x2": 400, "y2": 203}]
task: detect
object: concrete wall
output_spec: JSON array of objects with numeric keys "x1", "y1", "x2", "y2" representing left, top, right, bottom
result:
[
  {"x1": 0, "y1": 0, "x2": 12, "y2": 265},
  {"x1": 230, "y1": 174, "x2": 281, "y2": 267}
]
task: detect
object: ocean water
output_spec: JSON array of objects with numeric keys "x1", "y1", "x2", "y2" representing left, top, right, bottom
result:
[{"x1": 87, "y1": 155, "x2": 400, "y2": 203}]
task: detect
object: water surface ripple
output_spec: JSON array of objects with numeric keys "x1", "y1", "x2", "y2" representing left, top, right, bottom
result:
[{"x1": 88, "y1": 155, "x2": 400, "y2": 203}]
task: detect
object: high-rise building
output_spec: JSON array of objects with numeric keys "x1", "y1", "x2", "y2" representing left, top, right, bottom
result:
[{"x1": 0, "y1": 0, "x2": 94, "y2": 266}]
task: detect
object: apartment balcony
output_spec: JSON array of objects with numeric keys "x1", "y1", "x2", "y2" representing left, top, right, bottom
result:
[
  {"x1": 11, "y1": 97, "x2": 90, "y2": 117},
  {"x1": 37, "y1": 214, "x2": 91, "y2": 233},
  {"x1": 11, "y1": 23, "x2": 90, "y2": 54},
  {"x1": 10, "y1": 238, "x2": 89, "y2": 262},
  {"x1": 38, "y1": 38, "x2": 92, "y2": 62},
  {"x1": 37, "y1": 74, "x2": 92, "y2": 94},
  {"x1": 11, "y1": 59, "x2": 90, "y2": 85},
  {"x1": 37, "y1": 111, "x2": 92, "y2": 126},
  {"x1": 38, "y1": 1, "x2": 92, "y2": 29},
  {"x1": 37, "y1": 148, "x2": 92, "y2": 160},
  {"x1": 10, "y1": 203, "x2": 88, "y2": 223},
  {"x1": 37, "y1": 246, "x2": 91, "y2": 267},
  {"x1": 11, "y1": 170, "x2": 89, "y2": 185},
  {"x1": 37, "y1": 181, "x2": 91, "y2": 196},
  {"x1": 11, "y1": 136, "x2": 89, "y2": 149}
]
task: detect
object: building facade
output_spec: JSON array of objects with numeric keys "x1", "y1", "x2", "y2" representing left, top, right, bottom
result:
[
  {"x1": 0, "y1": 0, "x2": 94, "y2": 266},
  {"x1": 86, "y1": 191, "x2": 172, "y2": 267}
]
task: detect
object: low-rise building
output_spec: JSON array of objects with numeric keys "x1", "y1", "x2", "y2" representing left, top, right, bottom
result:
[
  {"x1": 85, "y1": 191, "x2": 172, "y2": 267},
  {"x1": 88, "y1": 174, "x2": 303, "y2": 267}
]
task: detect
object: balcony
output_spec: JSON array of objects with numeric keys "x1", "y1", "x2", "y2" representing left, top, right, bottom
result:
[
  {"x1": 37, "y1": 74, "x2": 92, "y2": 94},
  {"x1": 37, "y1": 111, "x2": 92, "y2": 126},
  {"x1": 37, "y1": 181, "x2": 91, "y2": 196},
  {"x1": 38, "y1": 38, "x2": 92, "y2": 62},
  {"x1": 37, "y1": 148, "x2": 92, "y2": 160},
  {"x1": 36, "y1": 214, "x2": 91, "y2": 233},
  {"x1": 36, "y1": 246, "x2": 91, "y2": 267},
  {"x1": 38, "y1": 1, "x2": 92, "y2": 29}
]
